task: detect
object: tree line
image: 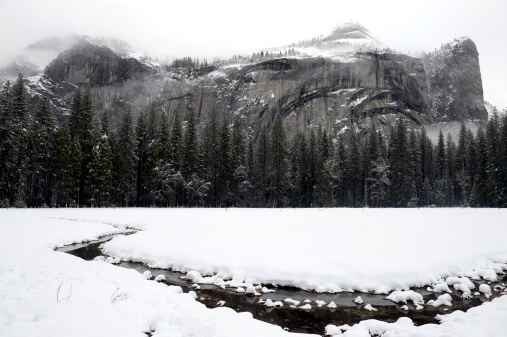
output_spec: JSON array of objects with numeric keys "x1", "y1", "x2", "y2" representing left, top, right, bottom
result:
[{"x1": 1, "y1": 74, "x2": 506, "y2": 208}]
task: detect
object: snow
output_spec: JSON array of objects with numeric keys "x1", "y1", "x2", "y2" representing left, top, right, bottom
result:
[
  {"x1": 385, "y1": 290, "x2": 424, "y2": 306},
  {"x1": 3, "y1": 208, "x2": 507, "y2": 337},
  {"x1": 479, "y1": 284, "x2": 492, "y2": 298},
  {"x1": 299, "y1": 304, "x2": 312, "y2": 310},
  {"x1": 327, "y1": 301, "x2": 337, "y2": 309},
  {"x1": 0, "y1": 209, "x2": 311, "y2": 337},
  {"x1": 264, "y1": 299, "x2": 283, "y2": 307},
  {"x1": 284, "y1": 298, "x2": 301, "y2": 306},
  {"x1": 155, "y1": 275, "x2": 166, "y2": 282},
  {"x1": 363, "y1": 304, "x2": 377, "y2": 312},
  {"x1": 353, "y1": 296, "x2": 364, "y2": 304},
  {"x1": 245, "y1": 285, "x2": 260, "y2": 296},
  {"x1": 63, "y1": 208, "x2": 507, "y2": 295},
  {"x1": 427, "y1": 282, "x2": 452, "y2": 293},
  {"x1": 428, "y1": 293, "x2": 453, "y2": 307}
]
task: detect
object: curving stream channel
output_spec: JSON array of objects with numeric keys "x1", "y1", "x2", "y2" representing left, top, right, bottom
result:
[{"x1": 57, "y1": 235, "x2": 507, "y2": 335}]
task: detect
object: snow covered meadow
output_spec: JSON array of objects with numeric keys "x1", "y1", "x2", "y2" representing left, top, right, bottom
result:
[{"x1": 1, "y1": 208, "x2": 507, "y2": 337}]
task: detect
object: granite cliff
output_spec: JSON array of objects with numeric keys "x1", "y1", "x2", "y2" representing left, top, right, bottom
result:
[{"x1": 2, "y1": 24, "x2": 488, "y2": 140}]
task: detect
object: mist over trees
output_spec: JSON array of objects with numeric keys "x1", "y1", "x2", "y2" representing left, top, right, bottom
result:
[{"x1": 1, "y1": 77, "x2": 506, "y2": 208}]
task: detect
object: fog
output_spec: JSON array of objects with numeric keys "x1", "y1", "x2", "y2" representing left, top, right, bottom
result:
[{"x1": 0, "y1": 0, "x2": 506, "y2": 109}]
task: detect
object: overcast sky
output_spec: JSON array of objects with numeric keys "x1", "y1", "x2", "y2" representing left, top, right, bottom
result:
[{"x1": 1, "y1": 0, "x2": 506, "y2": 109}]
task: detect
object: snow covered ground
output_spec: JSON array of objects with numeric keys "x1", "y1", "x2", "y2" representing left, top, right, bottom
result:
[
  {"x1": 0, "y1": 209, "x2": 310, "y2": 337},
  {"x1": 1, "y1": 208, "x2": 507, "y2": 337}
]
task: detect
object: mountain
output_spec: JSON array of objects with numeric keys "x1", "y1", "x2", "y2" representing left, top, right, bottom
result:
[{"x1": 1, "y1": 24, "x2": 488, "y2": 140}]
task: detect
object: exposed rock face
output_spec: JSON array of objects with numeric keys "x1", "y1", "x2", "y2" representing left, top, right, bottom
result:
[
  {"x1": 12, "y1": 31, "x2": 487, "y2": 141},
  {"x1": 167, "y1": 52, "x2": 434, "y2": 140},
  {"x1": 428, "y1": 37, "x2": 488, "y2": 123},
  {"x1": 45, "y1": 39, "x2": 157, "y2": 86}
]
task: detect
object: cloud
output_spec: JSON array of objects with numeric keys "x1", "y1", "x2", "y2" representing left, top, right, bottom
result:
[{"x1": 0, "y1": 0, "x2": 505, "y2": 108}]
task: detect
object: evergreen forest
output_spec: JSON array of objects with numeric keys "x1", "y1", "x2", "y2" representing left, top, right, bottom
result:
[{"x1": 1, "y1": 75, "x2": 507, "y2": 208}]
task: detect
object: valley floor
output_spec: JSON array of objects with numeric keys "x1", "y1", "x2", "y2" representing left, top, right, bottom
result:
[{"x1": 1, "y1": 208, "x2": 506, "y2": 337}]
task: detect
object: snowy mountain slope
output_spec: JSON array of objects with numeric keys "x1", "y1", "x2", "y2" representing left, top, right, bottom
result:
[
  {"x1": 269, "y1": 21, "x2": 388, "y2": 59},
  {"x1": 1, "y1": 22, "x2": 488, "y2": 141}
]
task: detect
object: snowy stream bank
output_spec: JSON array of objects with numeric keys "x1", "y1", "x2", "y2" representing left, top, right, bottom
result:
[
  {"x1": 3, "y1": 208, "x2": 507, "y2": 337},
  {"x1": 60, "y1": 234, "x2": 507, "y2": 335}
]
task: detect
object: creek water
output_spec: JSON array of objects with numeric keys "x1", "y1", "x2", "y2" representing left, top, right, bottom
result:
[{"x1": 57, "y1": 235, "x2": 507, "y2": 335}]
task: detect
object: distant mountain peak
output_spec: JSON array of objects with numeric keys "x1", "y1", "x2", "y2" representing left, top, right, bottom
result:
[{"x1": 325, "y1": 21, "x2": 387, "y2": 50}]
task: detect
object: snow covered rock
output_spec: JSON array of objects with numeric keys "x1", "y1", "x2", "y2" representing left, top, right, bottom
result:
[
  {"x1": 363, "y1": 304, "x2": 377, "y2": 311},
  {"x1": 283, "y1": 298, "x2": 301, "y2": 306},
  {"x1": 353, "y1": 296, "x2": 364, "y2": 304},
  {"x1": 479, "y1": 284, "x2": 492, "y2": 298},
  {"x1": 428, "y1": 293, "x2": 452, "y2": 307},
  {"x1": 185, "y1": 270, "x2": 203, "y2": 283},
  {"x1": 264, "y1": 299, "x2": 283, "y2": 307},
  {"x1": 245, "y1": 285, "x2": 260, "y2": 296},
  {"x1": 261, "y1": 286, "x2": 275, "y2": 293},
  {"x1": 299, "y1": 304, "x2": 312, "y2": 310},
  {"x1": 142, "y1": 270, "x2": 152, "y2": 280},
  {"x1": 386, "y1": 290, "x2": 424, "y2": 306},
  {"x1": 154, "y1": 274, "x2": 166, "y2": 282},
  {"x1": 327, "y1": 301, "x2": 337, "y2": 309}
]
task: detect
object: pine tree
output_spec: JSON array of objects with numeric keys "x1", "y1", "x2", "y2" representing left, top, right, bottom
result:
[
  {"x1": 183, "y1": 110, "x2": 198, "y2": 180},
  {"x1": 70, "y1": 136, "x2": 82, "y2": 206},
  {"x1": 69, "y1": 87, "x2": 96, "y2": 205},
  {"x1": 202, "y1": 109, "x2": 220, "y2": 206},
  {"x1": 143, "y1": 140, "x2": 160, "y2": 206},
  {"x1": 435, "y1": 130, "x2": 446, "y2": 180},
  {"x1": 50, "y1": 124, "x2": 73, "y2": 207},
  {"x1": 84, "y1": 144, "x2": 101, "y2": 207},
  {"x1": 100, "y1": 109, "x2": 110, "y2": 136},
  {"x1": 98, "y1": 138, "x2": 114, "y2": 207},
  {"x1": 170, "y1": 110, "x2": 183, "y2": 172},
  {"x1": 26, "y1": 92, "x2": 56, "y2": 207},
  {"x1": 10, "y1": 74, "x2": 29, "y2": 206},
  {"x1": 270, "y1": 119, "x2": 289, "y2": 207},
  {"x1": 474, "y1": 127, "x2": 488, "y2": 206},
  {"x1": 0, "y1": 81, "x2": 12, "y2": 204},
  {"x1": 136, "y1": 110, "x2": 148, "y2": 205},
  {"x1": 116, "y1": 105, "x2": 138, "y2": 206},
  {"x1": 347, "y1": 130, "x2": 362, "y2": 207},
  {"x1": 217, "y1": 118, "x2": 232, "y2": 206},
  {"x1": 231, "y1": 115, "x2": 248, "y2": 206},
  {"x1": 254, "y1": 125, "x2": 270, "y2": 206},
  {"x1": 445, "y1": 134, "x2": 456, "y2": 206},
  {"x1": 313, "y1": 153, "x2": 329, "y2": 207}
]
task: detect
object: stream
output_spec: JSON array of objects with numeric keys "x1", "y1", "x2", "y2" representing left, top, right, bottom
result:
[{"x1": 57, "y1": 235, "x2": 507, "y2": 335}]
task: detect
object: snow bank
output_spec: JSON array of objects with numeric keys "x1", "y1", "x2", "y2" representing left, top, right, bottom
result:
[
  {"x1": 327, "y1": 295, "x2": 507, "y2": 336},
  {"x1": 385, "y1": 290, "x2": 424, "y2": 306},
  {"x1": 0, "y1": 209, "x2": 311, "y2": 337},
  {"x1": 95, "y1": 208, "x2": 507, "y2": 294}
]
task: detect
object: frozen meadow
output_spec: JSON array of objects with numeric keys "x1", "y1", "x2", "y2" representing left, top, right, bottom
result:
[{"x1": 1, "y1": 208, "x2": 507, "y2": 337}]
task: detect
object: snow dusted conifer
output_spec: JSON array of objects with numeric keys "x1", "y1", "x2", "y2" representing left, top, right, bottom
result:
[
  {"x1": 217, "y1": 118, "x2": 232, "y2": 206},
  {"x1": 116, "y1": 105, "x2": 138, "y2": 206},
  {"x1": 50, "y1": 124, "x2": 73, "y2": 207},
  {"x1": 183, "y1": 110, "x2": 198, "y2": 180},
  {"x1": 170, "y1": 110, "x2": 183, "y2": 172},
  {"x1": 98, "y1": 138, "x2": 114, "y2": 207},
  {"x1": 270, "y1": 118, "x2": 289, "y2": 207},
  {"x1": 10, "y1": 74, "x2": 29, "y2": 207}
]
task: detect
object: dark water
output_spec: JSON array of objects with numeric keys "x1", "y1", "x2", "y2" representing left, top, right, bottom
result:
[{"x1": 57, "y1": 236, "x2": 506, "y2": 335}]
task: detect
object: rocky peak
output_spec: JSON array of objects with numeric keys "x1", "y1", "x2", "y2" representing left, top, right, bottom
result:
[
  {"x1": 428, "y1": 37, "x2": 487, "y2": 123},
  {"x1": 326, "y1": 21, "x2": 386, "y2": 50},
  {"x1": 44, "y1": 38, "x2": 158, "y2": 86}
]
